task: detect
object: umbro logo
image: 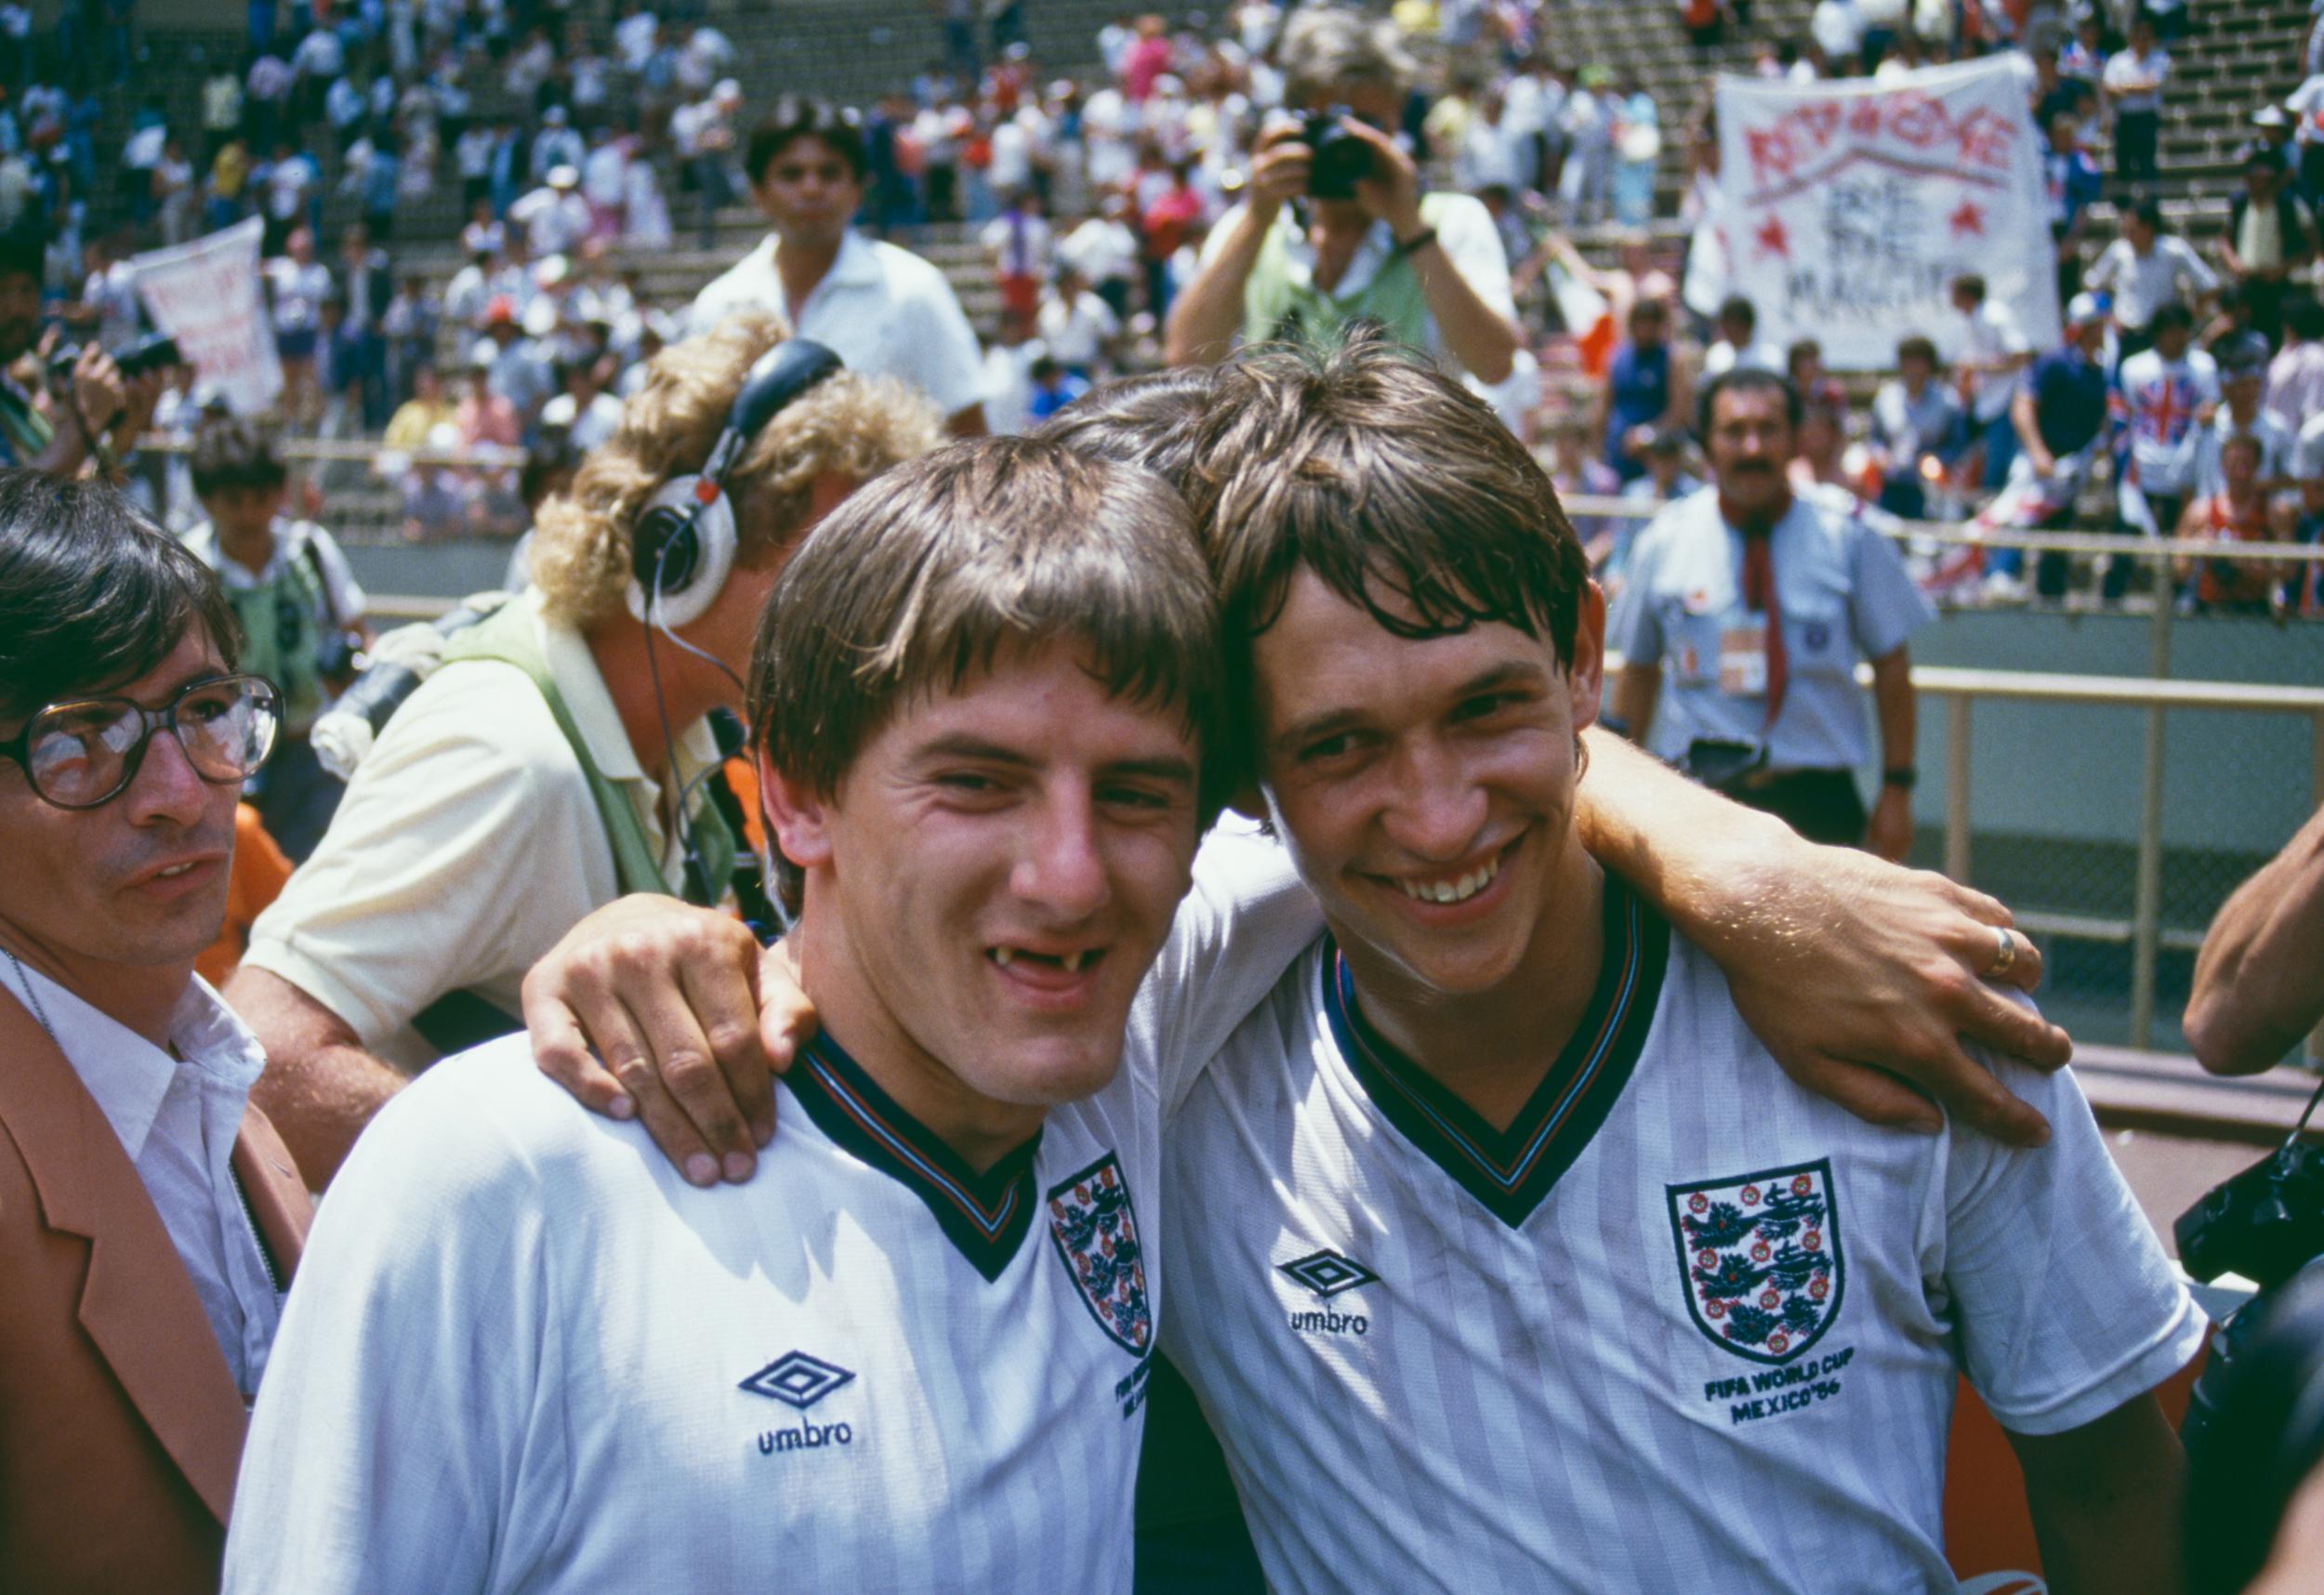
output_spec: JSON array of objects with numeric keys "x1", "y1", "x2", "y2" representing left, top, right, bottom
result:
[
  {"x1": 1277, "y1": 1248, "x2": 1379, "y2": 1299},
  {"x1": 739, "y1": 1351, "x2": 856, "y2": 1409}
]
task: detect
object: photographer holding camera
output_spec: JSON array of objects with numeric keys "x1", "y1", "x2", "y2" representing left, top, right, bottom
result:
[
  {"x1": 1161, "y1": 7, "x2": 1520, "y2": 389},
  {"x1": 180, "y1": 416, "x2": 371, "y2": 863},
  {"x1": 0, "y1": 231, "x2": 165, "y2": 482}
]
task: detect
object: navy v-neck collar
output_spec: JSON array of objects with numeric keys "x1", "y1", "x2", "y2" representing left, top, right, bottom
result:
[
  {"x1": 1322, "y1": 875, "x2": 1670, "y2": 1229},
  {"x1": 787, "y1": 1030, "x2": 1043, "y2": 1282}
]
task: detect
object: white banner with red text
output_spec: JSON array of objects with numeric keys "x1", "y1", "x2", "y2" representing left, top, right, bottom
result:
[
  {"x1": 130, "y1": 216, "x2": 284, "y2": 416},
  {"x1": 1711, "y1": 59, "x2": 2059, "y2": 372}
]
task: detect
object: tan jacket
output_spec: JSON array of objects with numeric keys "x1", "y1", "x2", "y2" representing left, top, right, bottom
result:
[{"x1": 0, "y1": 988, "x2": 312, "y2": 1593}]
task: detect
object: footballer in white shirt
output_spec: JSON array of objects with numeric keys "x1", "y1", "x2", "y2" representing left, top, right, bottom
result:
[
  {"x1": 1148, "y1": 337, "x2": 2202, "y2": 1593},
  {"x1": 224, "y1": 441, "x2": 1321, "y2": 1593}
]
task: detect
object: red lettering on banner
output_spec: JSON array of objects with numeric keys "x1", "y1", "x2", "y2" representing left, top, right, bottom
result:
[
  {"x1": 1887, "y1": 93, "x2": 1949, "y2": 149},
  {"x1": 1745, "y1": 125, "x2": 1798, "y2": 185},
  {"x1": 1753, "y1": 212, "x2": 1790, "y2": 257},
  {"x1": 1950, "y1": 106, "x2": 2014, "y2": 167},
  {"x1": 1796, "y1": 100, "x2": 1842, "y2": 148}
]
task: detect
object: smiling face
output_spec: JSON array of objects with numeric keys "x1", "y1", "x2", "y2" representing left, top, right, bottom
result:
[
  {"x1": 768, "y1": 639, "x2": 1201, "y2": 1144},
  {"x1": 0, "y1": 626, "x2": 241, "y2": 992},
  {"x1": 1249, "y1": 568, "x2": 1604, "y2": 1003}
]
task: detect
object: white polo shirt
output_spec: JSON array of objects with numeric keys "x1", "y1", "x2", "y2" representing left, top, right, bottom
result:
[
  {"x1": 240, "y1": 589, "x2": 721, "y2": 1069},
  {"x1": 690, "y1": 229, "x2": 986, "y2": 419},
  {"x1": 1159, "y1": 877, "x2": 2206, "y2": 1594},
  {"x1": 224, "y1": 825, "x2": 1316, "y2": 1594}
]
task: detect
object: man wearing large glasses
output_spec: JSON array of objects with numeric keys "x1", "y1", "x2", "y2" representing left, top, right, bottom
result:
[{"x1": 0, "y1": 471, "x2": 313, "y2": 1590}]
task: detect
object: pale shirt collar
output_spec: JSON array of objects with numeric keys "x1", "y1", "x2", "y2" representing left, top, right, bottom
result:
[
  {"x1": 748, "y1": 227, "x2": 882, "y2": 323},
  {"x1": 1, "y1": 956, "x2": 264, "y2": 1162},
  {"x1": 527, "y1": 588, "x2": 720, "y2": 792},
  {"x1": 184, "y1": 515, "x2": 309, "y2": 589},
  {"x1": 1274, "y1": 207, "x2": 1398, "y2": 304}
]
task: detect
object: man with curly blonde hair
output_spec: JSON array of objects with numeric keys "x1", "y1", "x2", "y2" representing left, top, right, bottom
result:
[{"x1": 228, "y1": 314, "x2": 941, "y2": 1186}]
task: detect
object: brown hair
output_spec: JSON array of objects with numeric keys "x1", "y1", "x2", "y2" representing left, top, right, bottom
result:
[
  {"x1": 1032, "y1": 366, "x2": 1218, "y2": 487},
  {"x1": 1181, "y1": 330, "x2": 1590, "y2": 777},
  {"x1": 750, "y1": 436, "x2": 1223, "y2": 809},
  {"x1": 528, "y1": 312, "x2": 942, "y2": 626}
]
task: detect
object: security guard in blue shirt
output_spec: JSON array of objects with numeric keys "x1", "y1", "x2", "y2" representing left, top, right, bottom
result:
[{"x1": 1607, "y1": 367, "x2": 1934, "y2": 857}]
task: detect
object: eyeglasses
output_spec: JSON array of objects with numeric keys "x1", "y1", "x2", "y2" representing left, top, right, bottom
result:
[{"x1": 0, "y1": 674, "x2": 282, "y2": 811}]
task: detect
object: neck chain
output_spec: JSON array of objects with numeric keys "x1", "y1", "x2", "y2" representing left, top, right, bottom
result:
[{"x1": 2, "y1": 946, "x2": 59, "y2": 1047}]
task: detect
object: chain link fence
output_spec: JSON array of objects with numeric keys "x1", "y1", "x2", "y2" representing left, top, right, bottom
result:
[{"x1": 1571, "y1": 494, "x2": 2324, "y2": 1057}]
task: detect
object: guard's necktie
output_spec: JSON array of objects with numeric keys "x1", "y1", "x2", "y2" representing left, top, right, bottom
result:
[{"x1": 1739, "y1": 529, "x2": 1789, "y2": 731}]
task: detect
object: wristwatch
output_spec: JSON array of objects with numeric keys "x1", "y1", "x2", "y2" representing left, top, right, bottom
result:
[{"x1": 1882, "y1": 767, "x2": 1918, "y2": 790}]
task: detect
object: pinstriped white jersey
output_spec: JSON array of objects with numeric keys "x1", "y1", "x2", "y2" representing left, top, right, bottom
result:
[
  {"x1": 1159, "y1": 875, "x2": 2206, "y2": 1595},
  {"x1": 224, "y1": 824, "x2": 1315, "y2": 1595}
]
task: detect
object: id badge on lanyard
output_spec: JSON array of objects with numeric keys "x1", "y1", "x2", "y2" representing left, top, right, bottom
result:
[{"x1": 1718, "y1": 624, "x2": 1769, "y2": 698}]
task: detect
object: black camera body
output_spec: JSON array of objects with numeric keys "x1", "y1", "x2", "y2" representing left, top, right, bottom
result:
[
  {"x1": 1301, "y1": 107, "x2": 1375, "y2": 200},
  {"x1": 49, "y1": 331, "x2": 183, "y2": 383},
  {"x1": 2177, "y1": 1137, "x2": 2324, "y2": 1292}
]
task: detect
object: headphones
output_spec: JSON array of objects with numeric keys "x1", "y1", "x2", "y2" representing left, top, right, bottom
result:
[{"x1": 625, "y1": 337, "x2": 846, "y2": 630}]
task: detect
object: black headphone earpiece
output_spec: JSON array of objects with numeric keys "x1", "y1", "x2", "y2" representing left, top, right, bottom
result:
[{"x1": 625, "y1": 338, "x2": 845, "y2": 629}]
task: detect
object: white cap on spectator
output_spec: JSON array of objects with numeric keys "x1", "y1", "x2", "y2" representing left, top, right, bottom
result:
[
  {"x1": 714, "y1": 77, "x2": 742, "y2": 105},
  {"x1": 544, "y1": 104, "x2": 569, "y2": 125},
  {"x1": 548, "y1": 164, "x2": 579, "y2": 189},
  {"x1": 2064, "y1": 292, "x2": 2106, "y2": 327}
]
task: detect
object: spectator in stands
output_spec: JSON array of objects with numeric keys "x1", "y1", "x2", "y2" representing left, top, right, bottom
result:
[
  {"x1": 2222, "y1": 150, "x2": 2319, "y2": 347},
  {"x1": 1164, "y1": 7, "x2": 1518, "y2": 389},
  {"x1": 510, "y1": 162, "x2": 590, "y2": 258},
  {"x1": 265, "y1": 225, "x2": 333, "y2": 429},
  {"x1": 383, "y1": 359, "x2": 455, "y2": 454},
  {"x1": 253, "y1": 136, "x2": 315, "y2": 257},
  {"x1": 381, "y1": 270, "x2": 442, "y2": 405},
  {"x1": 1604, "y1": 422, "x2": 1701, "y2": 581},
  {"x1": 182, "y1": 417, "x2": 370, "y2": 860},
  {"x1": 1785, "y1": 338, "x2": 1846, "y2": 417},
  {"x1": 1610, "y1": 367, "x2": 1931, "y2": 859},
  {"x1": 2114, "y1": 299, "x2": 2218, "y2": 601},
  {"x1": 538, "y1": 350, "x2": 623, "y2": 452},
  {"x1": 226, "y1": 318, "x2": 939, "y2": 1184},
  {"x1": 1949, "y1": 273, "x2": 2032, "y2": 491},
  {"x1": 1024, "y1": 351, "x2": 1089, "y2": 422},
  {"x1": 1599, "y1": 295, "x2": 1692, "y2": 482},
  {"x1": 1545, "y1": 409, "x2": 1620, "y2": 502},
  {"x1": 478, "y1": 297, "x2": 555, "y2": 432},
  {"x1": 673, "y1": 80, "x2": 743, "y2": 251},
  {"x1": 2014, "y1": 295, "x2": 2117, "y2": 601},
  {"x1": 1558, "y1": 63, "x2": 1616, "y2": 226},
  {"x1": 2101, "y1": 17, "x2": 2168, "y2": 190},
  {"x1": 2177, "y1": 433, "x2": 2279, "y2": 614},
  {"x1": 2087, "y1": 197, "x2": 2219, "y2": 361},
  {"x1": 1868, "y1": 335, "x2": 1965, "y2": 520},
  {"x1": 1061, "y1": 192, "x2": 1141, "y2": 320},
  {"x1": 1610, "y1": 73, "x2": 1660, "y2": 229},
  {"x1": 2041, "y1": 109, "x2": 2105, "y2": 302},
  {"x1": 154, "y1": 134, "x2": 197, "y2": 245},
  {"x1": 0, "y1": 232, "x2": 157, "y2": 481},
  {"x1": 2195, "y1": 334, "x2": 2297, "y2": 498},
  {"x1": 692, "y1": 95, "x2": 988, "y2": 436},
  {"x1": 982, "y1": 186, "x2": 1052, "y2": 338},
  {"x1": 1139, "y1": 156, "x2": 1204, "y2": 321},
  {"x1": 2266, "y1": 296, "x2": 2324, "y2": 430},
  {"x1": 1703, "y1": 294, "x2": 1785, "y2": 377},
  {"x1": 1038, "y1": 263, "x2": 1121, "y2": 378}
]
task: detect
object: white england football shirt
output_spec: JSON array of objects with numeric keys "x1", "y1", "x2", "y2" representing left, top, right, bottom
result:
[
  {"x1": 1159, "y1": 874, "x2": 2206, "y2": 1594},
  {"x1": 225, "y1": 826, "x2": 1314, "y2": 1594}
]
